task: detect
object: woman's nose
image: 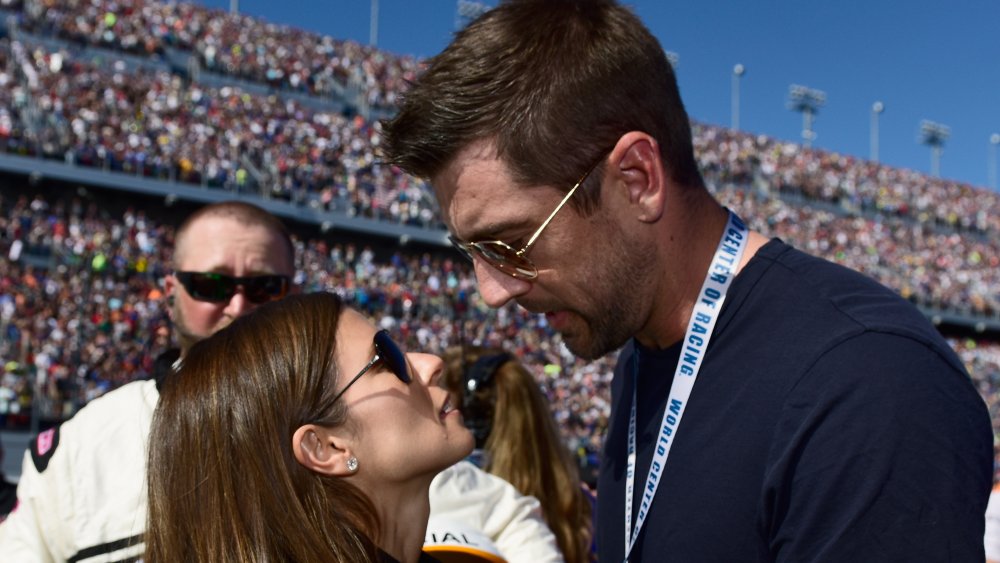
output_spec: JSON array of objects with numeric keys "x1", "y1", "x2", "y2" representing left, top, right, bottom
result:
[{"x1": 407, "y1": 352, "x2": 444, "y2": 386}]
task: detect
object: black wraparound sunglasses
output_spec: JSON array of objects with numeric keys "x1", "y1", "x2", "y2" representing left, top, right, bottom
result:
[
  {"x1": 174, "y1": 271, "x2": 290, "y2": 304},
  {"x1": 331, "y1": 330, "x2": 412, "y2": 403}
]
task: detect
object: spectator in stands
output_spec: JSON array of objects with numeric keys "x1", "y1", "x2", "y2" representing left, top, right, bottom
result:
[
  {"x1": 382, "y1": 0, "x2": 993, "y2": 560},
  {"x1": 436, "y1": 345, "x2": 594, "y2": 563},
  {"x1": 145, "y1": 291, "x2": 472, "y2": 563},
  {"x1": 0, "y1": 200, "x2": 296, "y2": 561}
]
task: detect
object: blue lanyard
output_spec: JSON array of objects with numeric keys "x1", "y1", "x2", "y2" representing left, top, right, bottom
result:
[{"x1": 624, "y1": 211, "x2": 749, "y2": 561}]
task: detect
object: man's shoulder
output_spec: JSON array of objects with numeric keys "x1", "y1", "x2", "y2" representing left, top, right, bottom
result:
[
  {"x1": 62, "y1": 379, "x2": 160, "y2": 432},
  {"x1": 26, "y1": 379, "x2": 159, "y2": 476},
  {"x1": 756, "y1": 240, "x2": 898, "y2": 301},
  {"x1": 748, "y1": 240, "x2": 941, "y2": 344}
]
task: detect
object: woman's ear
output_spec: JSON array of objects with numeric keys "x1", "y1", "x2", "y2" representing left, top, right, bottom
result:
[{"x1": 292, "y1": 424, "x2": 357, "y2": 477}]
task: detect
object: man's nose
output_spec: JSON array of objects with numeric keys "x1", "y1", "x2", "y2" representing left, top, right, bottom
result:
[
  {"x1": 473, "y1": 258, "x2": 532, "y2": 308},
  {"x1": 222, "y1": 287, "x2": 253, "y2": 318}
]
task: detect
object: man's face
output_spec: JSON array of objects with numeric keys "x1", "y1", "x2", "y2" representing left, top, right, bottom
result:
[
  {"x1": 164, "y1": 215, "x2": 294, "y2": 353},
  {"x1": 433, "y1": 141, "x2": 653, "y2": 360}
]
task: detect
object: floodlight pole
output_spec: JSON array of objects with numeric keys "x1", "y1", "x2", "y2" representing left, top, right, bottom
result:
[
  {"x1": 919, "y1": 119, "x2": 950, "y2": 177},
  {"x1": 731, "y1": 63, "x2": 745, "y2": 130},
  {"x1": 870, "y1": 101, "x2": 884, "y2": 162},
  {"x1": 787, "y1": 84, "x2": 826, "y2": 149},
  {"x1": 230, "y1": 0, "x2": 238, "y2": 14},
  {"x1": 370, "y1": 0, "x2": 379, "y2": 47}
]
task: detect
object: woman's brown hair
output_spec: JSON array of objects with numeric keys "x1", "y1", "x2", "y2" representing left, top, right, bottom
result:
[
  {"x1": 444, "y1": 345, "x2": 594, "y2": 563},
  {"x1": 145, "y1": 292, "x2": 380, "y2": 562}
]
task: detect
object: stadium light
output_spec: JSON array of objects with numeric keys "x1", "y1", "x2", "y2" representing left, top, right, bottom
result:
[
  {"x1": 230, "y1": 0, "x2": 238, "y2": 14},
  {"x1": 731, "y1": 63, "x2": 745, "y2": 130},
  {"x1": 787, "y1": 84, "x2": 826, "y2": 149},
  {"x1": 990, "y1": 133, "x2": 1000, "y2": 190},
  {"x1": 370, "y1": 0, "x2": 379, "y2": 47},
  {"x1": 870, "y1": 101, "x2": 884, "y2": 162},
  {"x1": 918, "y1": 119, "x2": 950, "y2": 177}
]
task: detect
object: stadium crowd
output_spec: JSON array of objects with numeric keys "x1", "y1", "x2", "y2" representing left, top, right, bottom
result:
[
  {"x1": 0, "y1": 35, "x2": 996, "y2": 318},
  {"x1": 0, "y1": 37, "x2": 440, "y2": 227},
  {"x1": 4, "y1": 0, "x2": 998, "y2": 236},
  {"x1": 695, "y1": 124, "x2": 1000, "y2": 235},
  {"x1": 0, "y1": 0, "x2": 997, "y2": 478},
  {"x1": 1, "y1": 188, "x2": 998, "y2": 479},
  {"x1": 15, "y1": 0, "x2": 419, "y2": 110},
  {"x1": 0, "y1": 6, "x2": 999, "y2": 237}
]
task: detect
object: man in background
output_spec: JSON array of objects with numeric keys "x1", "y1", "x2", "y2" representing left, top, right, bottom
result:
[{"x1": 0, "y1": 201, "x2": 296, "y2": 562}]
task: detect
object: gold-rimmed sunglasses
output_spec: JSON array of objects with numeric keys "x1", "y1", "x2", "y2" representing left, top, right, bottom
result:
[{"x1": 448, "y1": 154, "x2": 606, "y2": 280}]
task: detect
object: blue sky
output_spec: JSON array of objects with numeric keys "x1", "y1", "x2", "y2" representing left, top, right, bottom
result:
[{"x1": 199, "y1": 0, "x2": 1000, "y2": 192}]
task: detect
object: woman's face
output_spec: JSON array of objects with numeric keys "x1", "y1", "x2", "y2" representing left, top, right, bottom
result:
[{"x1": 335, "y1": 309, "x2": 474, "y2": 483}]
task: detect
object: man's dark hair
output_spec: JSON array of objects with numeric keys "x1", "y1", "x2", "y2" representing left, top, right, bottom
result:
[{"x1": 382, "y1": 0, "x2": 703, "y2": 212}]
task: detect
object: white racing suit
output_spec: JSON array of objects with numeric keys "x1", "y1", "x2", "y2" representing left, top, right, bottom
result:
[
  {"x1": 0, "y1": 379, "x2": 157, "y2": 562},
  {"x1": 429, "y1": 461, "x2": 564, "y2": 562}
]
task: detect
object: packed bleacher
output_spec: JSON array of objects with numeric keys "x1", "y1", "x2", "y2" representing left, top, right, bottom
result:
[
  {"x1": 16, "y1": 0, "x2": 420, "y2": 110},
  {"x1": 2, "y1": 187, "x2": 999, "y2": 479},
  {"x1": 0, "y1": 36, "x2": 439, "y2": 226},
  {"x1": 695, "y1": 124, "x2": 1000, "y2": 234},
  {"x1": 0, "y1": 0, "x2": 999, "y2": 476},
  {"x1": 6, "y1": 0, "x2": 998, "y2": 236},
  {"x1": 0, "y1": 34, "x2": 997, "y2": 318}
]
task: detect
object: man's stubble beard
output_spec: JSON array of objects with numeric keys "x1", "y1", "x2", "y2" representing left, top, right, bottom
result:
[
  {"x1": 172, "y1": 300, "x2": 232, "y2": 356},
  {"x1": 559, "y1": 228, "x2": 654, "y2": 361}
]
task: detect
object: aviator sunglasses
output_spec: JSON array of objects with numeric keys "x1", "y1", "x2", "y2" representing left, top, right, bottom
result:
[
  {"x1": 331, "y1": 329, "x2": 412, "y2": 403},
  {"x1": 174, "y1": 271, "x2": 291, "y2": 304},
  {"x1": 448, "y1": 153, "x2": 606, "y2": 280}
]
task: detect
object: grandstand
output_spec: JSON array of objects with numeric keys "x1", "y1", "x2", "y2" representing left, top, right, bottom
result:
[{"x1": 0, "y1": 0, "x2": 998, "y2": 483}]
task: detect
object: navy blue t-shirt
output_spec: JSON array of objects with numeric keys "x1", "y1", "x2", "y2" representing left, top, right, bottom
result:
[{"x1": 596, "y1": 239, "x2": 992, "y2": 562}]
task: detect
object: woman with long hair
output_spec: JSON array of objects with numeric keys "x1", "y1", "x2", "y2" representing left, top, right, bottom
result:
[
  {"x1": 441, "y1": 346, "x2": 594, "y2": 563},
  {"x1": 145, "y1": 292, "x2": 474, "y2": 563}
]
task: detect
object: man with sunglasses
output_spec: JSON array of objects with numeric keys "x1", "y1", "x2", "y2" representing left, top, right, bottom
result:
[
  {"x1": 382, "y1": 1, "x2": 992, "y2": 561},
  {"x1": 1, "y1": 201, "x2": 296, "y2": 562}
]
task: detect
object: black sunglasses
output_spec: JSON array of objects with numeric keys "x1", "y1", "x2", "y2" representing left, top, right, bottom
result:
[
  {"x1": 331, "y1": 330, "x2": 412, "y2": 403},
  {"x1": 174, "y1": 271, "x2": 291, "y2": 304}
]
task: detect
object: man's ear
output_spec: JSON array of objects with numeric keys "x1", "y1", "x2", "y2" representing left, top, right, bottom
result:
[
  {"x1": 609, "y1": 132, "x2": 667, "y2": 223},
  {"x1": 292, "y1": 424, "x2": 356, "y2": 477},
  {"x1": 163, "y1": 274, "x2": 177, "y2": 318}
]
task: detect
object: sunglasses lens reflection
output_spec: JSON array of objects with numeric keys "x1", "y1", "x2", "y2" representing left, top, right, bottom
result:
[
  {"x1": 186, "y1": 273, "x2": 233, "y2": 302},
  {"x1": 243, "y1": 276, "x2": 288, "y2": 303},
  {"x1": 475, "y1": 242, "x2": 536, "y2": 279},
  {"x1": 375, "y1": 330, "x2": 411, "y2": 383}
]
